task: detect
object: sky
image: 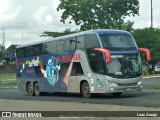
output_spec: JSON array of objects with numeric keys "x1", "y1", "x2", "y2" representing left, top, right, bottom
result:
[{"x1": 0, "y1": 0, "x2": 160, "y2": 48}]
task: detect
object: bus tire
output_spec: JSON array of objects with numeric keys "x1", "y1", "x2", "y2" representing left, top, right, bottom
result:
[
  {"x1": 26, "y1": 82, "x2": 34, "y2": 96},
  {"x1": 112, "y1": 92, "x2": 122, "y2": 97},
  {"x1": 34, "y1": 82, "x2": 41, "y2": 96},
  {"x1": 81, "y1": 82, "x2": 91, "y2": 98}
]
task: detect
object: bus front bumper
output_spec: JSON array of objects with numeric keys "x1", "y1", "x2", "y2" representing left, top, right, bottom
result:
[
  {"x1": 105, "y1": 75, "x2": 143, "y2": 93},
  {"x1": 107, "y1": 85, "x2": 143, "y2": 93}
]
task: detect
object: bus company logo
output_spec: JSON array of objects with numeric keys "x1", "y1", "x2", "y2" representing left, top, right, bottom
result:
[
  {"x1": 61, "y1": 54, "x2": 82, "y2": 62},
  {"x1": 2, "y1": 112, "x2": 11, "y2": 117}
]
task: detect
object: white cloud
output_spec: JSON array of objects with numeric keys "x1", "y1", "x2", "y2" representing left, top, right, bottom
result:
[
  {"x1": 0, "y1": 0, "x2": 9, "y2": 12},
  {"x1": 45, "y1": 14, "x2": 53, "y2": 22},
  {"x1": 0, "y1": 5, "x2": 23, "y2": 23},
  {"x1": 33, "y1": 6, "x2": 50, "y2": 24}
]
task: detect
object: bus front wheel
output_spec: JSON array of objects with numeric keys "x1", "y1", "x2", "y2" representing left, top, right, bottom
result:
[
  {"x1": 81, "y1": 82, "x2": 91, "y2": 98},
  {"x1": 26, "y1": 83, "x2": 34, "y2": 96},
  {"x1": 34, "y1": 82, "x2": 41, "y2": 96}
]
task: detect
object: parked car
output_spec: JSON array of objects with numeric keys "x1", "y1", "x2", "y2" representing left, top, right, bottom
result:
[{"x1": 155, "y1": 62, "x2": 160, "y2": 72}]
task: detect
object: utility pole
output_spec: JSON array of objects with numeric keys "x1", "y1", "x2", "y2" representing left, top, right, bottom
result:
[
  {"x1": 22, "y1": 32, "x2": 23, "y2": 45},
  {"x1": 2, "y1": 29, "x2": 5, "y2": 50},
  {"x1": 151, "y1": 0, "x2": 153, "y2": 28}
]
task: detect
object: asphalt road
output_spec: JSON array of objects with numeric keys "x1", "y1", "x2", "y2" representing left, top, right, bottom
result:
[{"x1": 0, "y1": 77, "x2": 160, "y2": 109}]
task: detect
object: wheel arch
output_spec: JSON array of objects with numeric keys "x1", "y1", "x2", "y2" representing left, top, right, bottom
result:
[
  {"x1": 33, "y1": 81, "x2": 39, "y2": 86},
  {"x1": 80, "y1": 80, "x2": 88, "y2": 94},
  {"x1": 26, "y1": 81, "x2": 31, "y2": 93},
  {"x1": 26, "y1": 81, "x2": 39, "y2": 93}
]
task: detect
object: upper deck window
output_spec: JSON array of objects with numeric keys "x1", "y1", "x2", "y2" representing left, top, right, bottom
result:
[
  {"x1": 84, "y1": 34, "x2": 100, "y2": 48},
  {"x1": 99, "y1": 34, "x2": 137, "y2": 50}
]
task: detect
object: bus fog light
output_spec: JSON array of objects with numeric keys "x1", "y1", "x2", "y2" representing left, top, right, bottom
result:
[
  {"x1": 110, "y1": 88, "x2": 114, "y2": 91},
  {"x1": 137, "y1": 81, "x2": 142, "y2": 85}
]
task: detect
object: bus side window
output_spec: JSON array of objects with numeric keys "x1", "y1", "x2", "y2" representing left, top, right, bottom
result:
[
  {"x1": 44, "y1": 41, "x2": 56, "y2": 54},
  {"x1": 56, "y1": 40, "x2": 63, "y2": 52},
  {"x1": 17, "y1": 48, "x2": 25, "y2": 58},
  {"x1": 71, "y1": 62, "x2": 84, "y2": 76},
  {"x1": 69, "y1": 37, "x2": 77, "y2": 51},
  {"x1": 26, "y1": 46, "x2": 35, "y2": 57},
  {"x1": 90, "y1": 60, "x2": 106, "y2": 74},
  {"x1": 84, "y1": 34, "x2": 100, "y2": 48},
  {"x1": 77, "y1": 35, "x2": 84, "y2": 49},
  {"x1": 42, "y1": 43, "x2": 48, "y2": 54},
  {"x1": 35, "y1": 44, "x2": 42, "y2": 55},
  {"x1": 62, "y1": 39, "x2": 69, "y2": 51}
]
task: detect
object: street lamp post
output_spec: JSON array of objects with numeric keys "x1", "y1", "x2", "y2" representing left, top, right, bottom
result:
[{"x1": 151, "y1": 0, "x2": 153, "y2": 28}]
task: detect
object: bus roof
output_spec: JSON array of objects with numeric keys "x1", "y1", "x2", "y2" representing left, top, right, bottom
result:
[{"x1": 16, "y1": 29, "x2": 129, "y2": 49}]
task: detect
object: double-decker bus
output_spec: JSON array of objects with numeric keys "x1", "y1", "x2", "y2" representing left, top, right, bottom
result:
[{"x1": 16, "y1": 29, "x2": 151, "y2": 98}]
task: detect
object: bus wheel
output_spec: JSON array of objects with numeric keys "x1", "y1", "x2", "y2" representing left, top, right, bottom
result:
[
  {"x1": 112, "y1": 92, "x2": 122, "y2": 97},
  {"x1": 81, "y1": 82, "x2": 91, "y2": 98},
  {"x1": 27, "y1": 83, "x2": 34, "y2": 96},
  {"x1": 34, "y1": 82, "x2": 41, "y2": 96}
]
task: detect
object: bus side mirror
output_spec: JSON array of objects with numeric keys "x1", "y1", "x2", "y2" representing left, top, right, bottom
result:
[
  {"x1": 138, "y1": 48, "x2": 151, "y2": 61},
  {"x1": 94, "y1": 48, "x2": 111, "y2": 63}
]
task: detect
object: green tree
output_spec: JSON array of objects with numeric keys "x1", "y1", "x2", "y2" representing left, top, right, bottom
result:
[
  {"x1": 0, "y1": 52, "x2": 3, "y2": 61},
  {"x1": 40, "y1": 29, "x2": 80, "y2": 37},
  {"x1": 122, "y1": 21, "x2": 134, "y2": 33},
  {"x1": 57, "y1": 0, "x2": 139, "y2": 30},
  {"x1": 132, "y1": 28, "x2": 160, "y2": 67}
]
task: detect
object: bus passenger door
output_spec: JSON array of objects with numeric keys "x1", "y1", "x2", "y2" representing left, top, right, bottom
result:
[
  {"x1": 90, "y1": 60, "x2": 106, "y2": 93},
  {"x1": 69, "y1": 62, "x2": 84, "y2": 93}
]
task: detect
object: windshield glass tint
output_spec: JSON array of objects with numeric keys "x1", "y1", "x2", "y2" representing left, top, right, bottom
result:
[
  {"x1": 99, "y1": 34, "x2": 137, "y2": 50},
  {"x1": 107, "y1": 54, "x2": 141, "y2": 78}
]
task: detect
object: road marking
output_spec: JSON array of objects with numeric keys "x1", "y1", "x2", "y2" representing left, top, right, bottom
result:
[{"x1": 143, "y1": 76, "x2": 160, "y2": 79}]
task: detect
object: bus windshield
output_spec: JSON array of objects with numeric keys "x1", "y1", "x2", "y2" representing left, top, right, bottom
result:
[
  {"x1": 107, "y1": 54, "x2": 142, "y2": 78},
  {"x1": 99, "y1": 34, "x2": 137, "y2": 50}
]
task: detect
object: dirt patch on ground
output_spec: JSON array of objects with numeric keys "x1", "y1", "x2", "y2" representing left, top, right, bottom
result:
[{"x1": 0, "y1": 65, "x2": 16, "y2": 73}]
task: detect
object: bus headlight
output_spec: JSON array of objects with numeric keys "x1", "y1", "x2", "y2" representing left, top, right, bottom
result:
[
  {"x1": 137, "y1": 81, "x2": 142, "y2": 85},
  {"x1": 108, "y1": 81, "x2": 119, "y2": 87}
]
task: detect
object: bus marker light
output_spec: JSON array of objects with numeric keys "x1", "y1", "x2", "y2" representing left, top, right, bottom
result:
[
  {"x1": 110, "y1": 88, "x2": 114, "y2": 91},
  {"x1": 91, "y1": 86, "x2": 94, "y2": 92}
]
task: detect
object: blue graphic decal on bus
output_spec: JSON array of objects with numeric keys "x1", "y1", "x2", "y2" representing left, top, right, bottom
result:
[
  {"x1": 17, "y1": 51, "x2": 75, "y2": 89},
  {"x1": 46, "y1": 56, "x2": 60, "y2": 86}
]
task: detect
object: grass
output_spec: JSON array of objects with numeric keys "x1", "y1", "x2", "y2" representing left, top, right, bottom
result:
[
  {"x1": 0, "y1": 82, "x2": 17, "y2": 88},
  {"x1": 0, "y1": 74, "x2": 16, "y2": 81}
]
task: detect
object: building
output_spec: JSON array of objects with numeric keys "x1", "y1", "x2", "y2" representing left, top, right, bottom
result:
[{"x1": 3, "y1": 45, "x2": 18, "y2": 64}]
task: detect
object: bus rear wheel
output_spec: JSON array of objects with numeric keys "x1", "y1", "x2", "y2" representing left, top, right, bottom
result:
[
  {"x1": 81, "y1": 82, "x2": 91, "y2": 98},
  {"x1": 27, "y1": 83, "x2": 34, "y2": 96},
  {"x1": 34, "y1": 82, "x2": 41, "y2": 96}
]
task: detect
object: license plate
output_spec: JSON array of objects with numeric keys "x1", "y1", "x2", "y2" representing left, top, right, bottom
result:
[{"x1": 126, "y1": 87, "x2": 133, "y2": 91}]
